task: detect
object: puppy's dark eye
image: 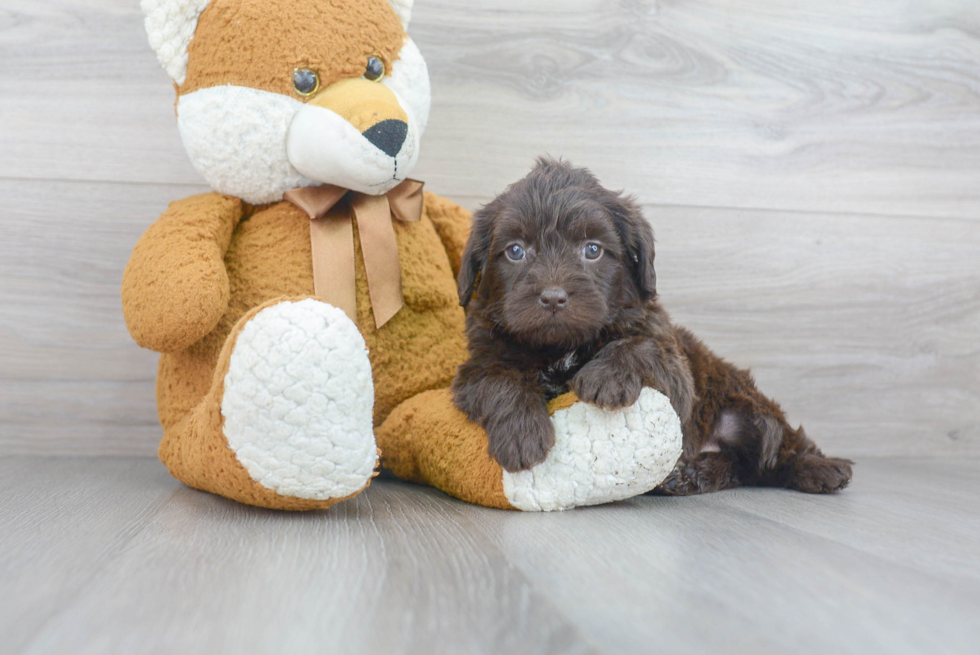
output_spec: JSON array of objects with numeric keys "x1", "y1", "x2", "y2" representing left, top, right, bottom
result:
[
  {"x1": 365, "y1": 56, "x2": 386, "y2": 82},
  {"x1": 506, "y1": 244, "x2": 527, "y2": 261},
  {"x1": 582, "y1": 243, "x2": 603, "y2": 260},
  {"x1": 292, "y1": 68, "x2": 320, "y2": 97}
]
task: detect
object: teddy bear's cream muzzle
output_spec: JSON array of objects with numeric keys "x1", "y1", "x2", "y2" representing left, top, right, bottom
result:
[{"x1": 286, "y1": 79, "x2": 419, "y2": 196}]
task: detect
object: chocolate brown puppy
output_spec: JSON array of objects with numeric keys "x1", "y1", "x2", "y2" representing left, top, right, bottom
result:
[{"x1": 452, "y1": 158, "x2": 852, "y2": 494}]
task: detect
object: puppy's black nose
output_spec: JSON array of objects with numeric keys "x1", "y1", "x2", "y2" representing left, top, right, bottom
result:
[
  {"x1": 362, "y1": 119, "x2": 408, "y2": 157},
  {"x1": 539, "y1": 286, "x2": 568, "y2": 312}
]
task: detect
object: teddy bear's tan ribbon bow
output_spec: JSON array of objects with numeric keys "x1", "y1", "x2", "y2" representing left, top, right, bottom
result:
[{"x1": 284, "y1": 179, "x2": 424, "y2": 329}]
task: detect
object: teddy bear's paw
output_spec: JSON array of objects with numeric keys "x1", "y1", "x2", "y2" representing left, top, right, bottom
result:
[
  {"x1": 502, "y1": 388, "x2": 683, "y2": 511},
  {"x1": 221, "y1": 299, "x2": 377, "y2": 501}
]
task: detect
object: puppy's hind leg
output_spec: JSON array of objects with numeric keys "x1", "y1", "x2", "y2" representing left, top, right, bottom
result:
[
  {"x1": 652, "y1": 409, "x2": 749, "y2": 496},
  {"x1": 654, "y1": 452, "x2": 741, "y2": 496},
  {"x1": 740, "y1": 409, "x2": 853, "y2": 494},
  {"x1": 699, "y1": 403, "x2": 854, "y2": 494},
  {"x1": 653, "y1": 409, "x2": 853, "y2": 495},
  {"x1": 768, "y1": 425, "x2": 854, "y2": 493}
]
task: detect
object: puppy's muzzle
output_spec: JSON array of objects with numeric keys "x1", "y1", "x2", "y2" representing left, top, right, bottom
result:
[{"x1": 539, "y1": 286, "x2": 568, "y2": 313}]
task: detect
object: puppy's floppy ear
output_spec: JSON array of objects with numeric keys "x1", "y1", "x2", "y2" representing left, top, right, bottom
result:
[
  {"x1": 457, "y1": 206, "x2": 494, "y2": 307},
  {"x1": 606, "y1": 193, "x2": 657, "y2": 300}
]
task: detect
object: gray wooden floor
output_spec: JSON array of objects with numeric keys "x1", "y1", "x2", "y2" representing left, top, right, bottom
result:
[{"x1": 1, "y1": 456, "x2": 978, "y2": 655}]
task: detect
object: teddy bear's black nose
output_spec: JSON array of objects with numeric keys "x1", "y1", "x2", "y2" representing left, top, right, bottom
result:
[{"x1": 362, "y1": 119, "x2": 408, "y2": 158}]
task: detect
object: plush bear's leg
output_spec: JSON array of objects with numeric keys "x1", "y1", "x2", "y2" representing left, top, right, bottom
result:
[
  {"x1": 377, "y1": 388, "x2": 683, "y2": 511},
  {"x1": 159, "y1": 298, "x2": 377, "y2": 510}
]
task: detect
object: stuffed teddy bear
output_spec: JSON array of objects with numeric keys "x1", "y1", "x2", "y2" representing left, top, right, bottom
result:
[{"x1": 123, "y1": 0, "x2": 683, "y2": 511}]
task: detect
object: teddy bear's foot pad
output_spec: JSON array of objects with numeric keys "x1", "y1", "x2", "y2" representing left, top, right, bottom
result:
[
  {"x1": 221, "y1": 299, "x2": 377, "y2": 501},
  {"x1": 503, "y1": 388, "x2": 683, "y2": 511}
]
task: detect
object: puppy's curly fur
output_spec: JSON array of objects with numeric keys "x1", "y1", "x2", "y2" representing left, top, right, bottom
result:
[{"x1": 452, "y1": 159, "x2": 852, "y2": 494}]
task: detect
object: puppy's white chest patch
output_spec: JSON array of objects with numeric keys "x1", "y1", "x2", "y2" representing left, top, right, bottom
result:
[
  {"x1": 540, "y1": 350, "x2": 579, "y2": 398},
  {"x1": 549, "y1": 351, "x2": 578, "y2": 374}
]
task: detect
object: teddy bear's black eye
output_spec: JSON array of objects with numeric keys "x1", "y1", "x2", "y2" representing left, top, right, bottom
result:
[
  {"x1": 506, "y1": 244, "x2": 527, "y2": 261},
  {"x1": 364, "y1": 56, "x2": 385, "y2": 82},
  {"x1": 582, "y1": 243, "x2": 603, "y2": 260},
  {"x1": 292, "y1": 68, "x2": 320, "y2": 97}
]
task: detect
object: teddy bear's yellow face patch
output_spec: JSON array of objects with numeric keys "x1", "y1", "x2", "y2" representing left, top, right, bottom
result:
[{"x1": 180, "y1": 0, "x2": 406, "y2": 98}]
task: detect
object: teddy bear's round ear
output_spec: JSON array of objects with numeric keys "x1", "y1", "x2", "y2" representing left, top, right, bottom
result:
[
  {"x1": 141, "y1": 0, "x2": 212, "y2": 85},
  {"x1": 386, "y1": 0, "x2": 413, "y2": 29}
]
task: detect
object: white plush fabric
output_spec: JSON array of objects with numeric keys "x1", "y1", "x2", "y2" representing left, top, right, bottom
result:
[
  {"x1": 286, "y1": 88, "x2": 420, "y2": 196},
  {"x1": 177, "y1": 86, "x2": 318, "y2": 205},
  {"x1": 502, "y1": 389, "x2": 683, "y2": 512},
  {"x1": 221, "y1": 299, "x2": 378, "y2": 501},
  {"x1": 386, "y1": 0, "x2": 413, "y2": 29},
  {"x1": 142, "y1": 0, "x2": 212, "y2": 85},
  {"x1": 383, "y1": 38, "x2": 431, "y2": 137},
  {"x1": 286, "y1": 37, "x2": 427, "y2": 196}
]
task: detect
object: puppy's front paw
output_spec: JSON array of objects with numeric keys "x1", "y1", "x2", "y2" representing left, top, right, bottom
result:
[
  {"x1": 571, "y1": 360, "x2": 643, "y2": 410},
  {"x1": 486, "y1": 407, "x2": 555, "y2": 472}
]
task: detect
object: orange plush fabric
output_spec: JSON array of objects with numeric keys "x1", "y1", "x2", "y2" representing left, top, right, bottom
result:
[
  {"x1": 124, "y1": 189, "x2": 475, "y2": 508},
  {"x1": 122, "y1": 193, "x2": 242, "y2": 354},
  {"x1": 377, "y1": 390, "x2": 584, "y2": 510},
  {"x1": 378, "y1": 389, "x2": 512, "y2": 509},
  {"x1": 181, "y1": 0, "x2": 406, "y2": 98},
  {"x1": 158, "y1": 297, "x2": 370, "y2": 511}
]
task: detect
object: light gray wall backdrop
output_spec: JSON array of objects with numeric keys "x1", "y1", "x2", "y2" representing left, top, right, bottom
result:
[{"x1": 2, "y1": 0, "x2": 978, "y2": 457}]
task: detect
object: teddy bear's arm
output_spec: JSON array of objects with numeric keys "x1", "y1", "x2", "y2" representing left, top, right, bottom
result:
[
  {"x1": 423, "y1": 191, "x2": 473, "y2": 278},
  {"x1": 121, "y1": 193, "x2": 243, "y2": 353}
]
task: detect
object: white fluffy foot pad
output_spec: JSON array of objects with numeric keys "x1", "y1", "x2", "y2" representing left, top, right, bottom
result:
[
  {"x1": 502, "y1": 388, "x2": 683, "y2": 511},
  {"x1": 221, "y1": 299, "x2": 377, "y2": 501}
]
